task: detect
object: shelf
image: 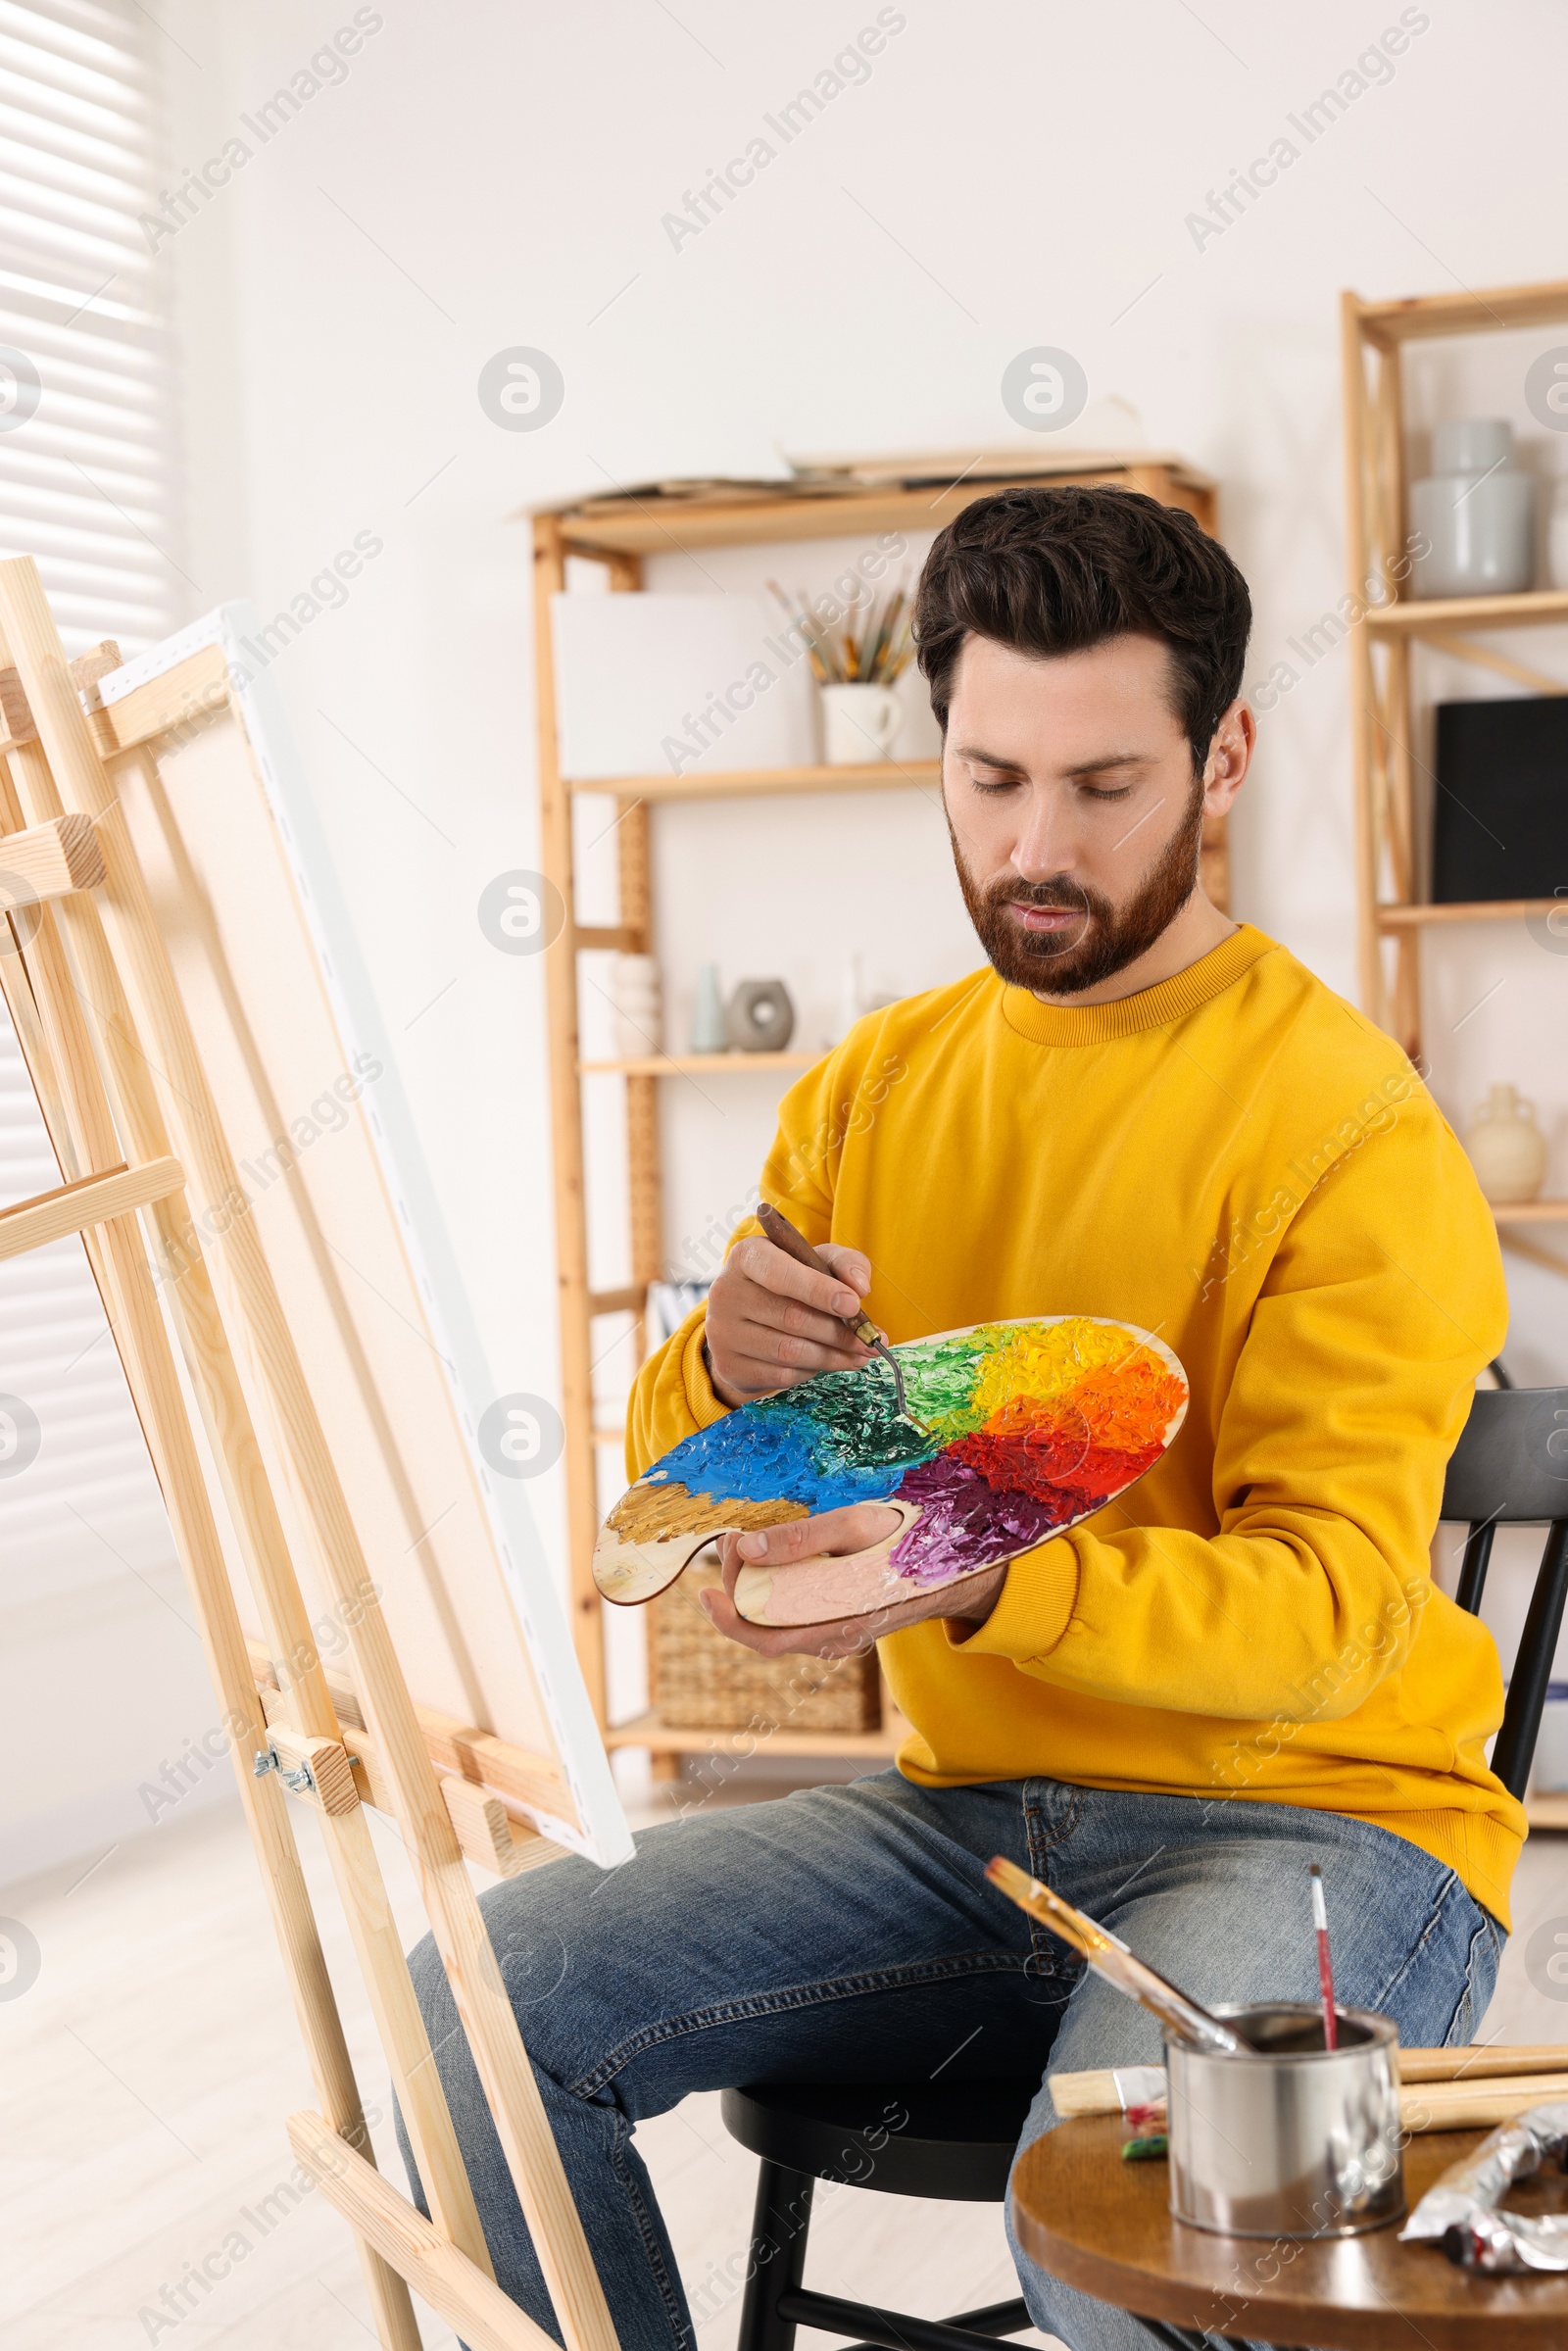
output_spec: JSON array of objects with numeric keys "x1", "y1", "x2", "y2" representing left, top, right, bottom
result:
[
  {"x1": 531, "y1": 455, "x2": 1214, "y2": 555},
  {"x1": 1492, "y1": 1200, "x2": 1568, "y2": 1224},
  {"x1": 1365, "y1": 589, "x2": 1568, "y2": 635},
  {"x1": 579, "y1": 1050, "x2": 817, "y2": 1076},
  {"x1": 1353, "y1": 280, "x2": 1568, "y2": 346},
  {"x1": 1375, "y1": 899, "x2": 1558, "y2": 930},
  {"x1": 565, "y1": 759, "x2": 941, "y2": 804},
  {"x1": 605, "y1": 1707, "x2": 907, "y2": 1760},
  {"x1": 1527, "y1": 1794, "x2": 1568, "y2": 1831}
]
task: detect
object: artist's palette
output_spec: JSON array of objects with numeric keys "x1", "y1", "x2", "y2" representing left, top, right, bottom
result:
[{"x1": 593, "y1": 1316, "x2": 1188, "y2": 1627}]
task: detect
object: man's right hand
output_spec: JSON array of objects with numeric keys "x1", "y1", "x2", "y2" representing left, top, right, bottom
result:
[{"x1": 705, "y1": 1232, "x2": 878, "y2": 1406}]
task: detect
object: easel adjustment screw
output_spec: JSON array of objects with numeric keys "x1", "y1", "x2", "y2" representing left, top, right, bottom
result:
[{"x1": 254, "y1": 1742, "x2": 317, "y2": 1795}]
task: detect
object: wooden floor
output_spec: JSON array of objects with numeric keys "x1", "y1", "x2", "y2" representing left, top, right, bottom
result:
[{"x1": 4, "y1": 1782, "x2": 1565, "y2": 2349}]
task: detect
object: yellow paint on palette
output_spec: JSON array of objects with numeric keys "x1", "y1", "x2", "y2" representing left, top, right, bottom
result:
[{"x1": 966, "y1": 1317, "x2": 1165, "y2": 1422}]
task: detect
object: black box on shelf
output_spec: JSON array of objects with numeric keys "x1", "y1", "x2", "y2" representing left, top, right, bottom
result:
[{"x1": 1433, "y1": 696, "x2": 1568, "y2": 903}]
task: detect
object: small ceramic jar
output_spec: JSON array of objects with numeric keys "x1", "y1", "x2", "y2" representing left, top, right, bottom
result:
[
  {"x1": 1464, "y1": 1083, "x2": 1547, "y2": 1204},
  {"x1": 609, "y1": 953, "x2": 662, "y2": 1059},
  {"x1": 1408, "y1": 419, "x2": 1535, "y2": 600}
]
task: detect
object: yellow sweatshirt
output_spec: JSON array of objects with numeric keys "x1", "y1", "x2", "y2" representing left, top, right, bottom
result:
[{"x1": 628, "y1": 925, "x2": 1522, "y2": 1927}]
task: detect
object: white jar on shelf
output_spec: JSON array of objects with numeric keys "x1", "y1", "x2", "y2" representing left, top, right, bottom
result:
[
  {"x1": 1408, "y1": 419, "x2": 1535, "y2": 600},
  {"x1": 608, "y1": 954, "x2": 662, "y2": 1060}
]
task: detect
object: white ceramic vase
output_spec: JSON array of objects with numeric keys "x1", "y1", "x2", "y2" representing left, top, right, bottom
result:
[
  {"x1": 689, "y1": 961, "x2": 728, "y2": 1054},
  {"x1": 1465, "y1": 1083, "x2": 1547, "y2": 1205},
  {"x1": 609, "y1": 953, "x2": 662, "y2": 1059},
  {"x1": 1408, "y1": 420, "x2": 1535, "y2": 600}
]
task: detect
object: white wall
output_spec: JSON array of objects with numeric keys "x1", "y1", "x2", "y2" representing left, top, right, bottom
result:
[
  {"x1": 19, "y1": 0, "x2": 1568, "y2": 1870},
  {"x1": 175, "y1": 3, "x2": 1568, "y2": 1362},
  {"x1": 165, "y1": 0, "x2": 1568, "y2": 1691}
]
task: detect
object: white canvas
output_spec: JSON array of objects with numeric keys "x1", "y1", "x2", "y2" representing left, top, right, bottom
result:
[{"x1": 98, "y1": 608, "x2": 633, "y2": 1868}]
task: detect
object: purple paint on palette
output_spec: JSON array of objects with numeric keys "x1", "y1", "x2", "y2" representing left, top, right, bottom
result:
[{"x1": 888, "y1": 1451, "x2": 1092, "y2": 1586}]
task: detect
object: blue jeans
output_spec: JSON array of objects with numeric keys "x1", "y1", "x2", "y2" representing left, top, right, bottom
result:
[{"x1": 397, "y1": 1773, "x2": 1502, "y2": 2351}]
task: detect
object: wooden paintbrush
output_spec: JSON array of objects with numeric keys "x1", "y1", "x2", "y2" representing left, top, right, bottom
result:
[
  {"x1": 754, "y1": 1200, "x2": 921, "y2": 1427},
  {"x1": 985, "y1": 1856, "x2": 1249, "y2": 2056}
]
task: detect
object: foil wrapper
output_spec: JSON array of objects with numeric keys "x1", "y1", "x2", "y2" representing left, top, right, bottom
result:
[{"x1": 1400, "y1": 2101, "x2": 1568, "y2": 2271}]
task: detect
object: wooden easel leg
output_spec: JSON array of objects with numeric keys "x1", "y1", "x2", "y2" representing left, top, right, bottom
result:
[
  {"x1": 0, "y1": 560, "x2": 618, "y2": 2351},
  {"x1": 0, "y1": 744, "x2": 493, "y2": 2290},
  {"x1": 0, "y1": 783, "x2": 424, "y2": 2351},
  {"x1": 0, "y1": 974, "x2": 420, "y2": 2347}
]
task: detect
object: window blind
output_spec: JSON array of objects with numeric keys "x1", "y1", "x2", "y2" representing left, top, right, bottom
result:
[
  {"x1": 0, "y1": 0, "x2": 185, "y2": 654},
  {"x1": 0, "y1": 0, "x2": 182, "y2": 1613}
]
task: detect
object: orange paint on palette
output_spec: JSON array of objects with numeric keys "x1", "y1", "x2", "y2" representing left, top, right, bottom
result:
[
  {"x1": 942, "y1": 1368, "x2": 1182, "y2": 1511},
  {"x1": 1068, "y1": 1359, "x2": 1188, "y2": 1448}
]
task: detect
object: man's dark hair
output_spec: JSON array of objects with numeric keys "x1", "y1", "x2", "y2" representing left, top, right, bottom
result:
[{"x1": 914, "y1": 485, "x2": 1251, "y2": 773}]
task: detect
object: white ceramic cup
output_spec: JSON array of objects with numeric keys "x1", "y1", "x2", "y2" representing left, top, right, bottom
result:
[
  {"x1": 820, "y1": 681, "x2": 900, "y2": 765},
  {"x1": 1408, "y1": 418, "x2": 1536, "y2": 598}
]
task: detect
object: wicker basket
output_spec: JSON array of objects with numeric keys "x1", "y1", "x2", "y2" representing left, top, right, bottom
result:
[{"x1": 651, "y1": 1556, "x2": 881, "y2": 1734}]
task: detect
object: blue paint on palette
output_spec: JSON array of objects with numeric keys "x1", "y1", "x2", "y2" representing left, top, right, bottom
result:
[{"x1": 645, "y1": 1358, "x2": 934, "y2": 1515}]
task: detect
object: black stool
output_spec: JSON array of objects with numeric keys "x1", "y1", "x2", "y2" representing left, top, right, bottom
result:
[{"x1": 722, "y1": 2077, "x2": 1036, "y2": 2351}]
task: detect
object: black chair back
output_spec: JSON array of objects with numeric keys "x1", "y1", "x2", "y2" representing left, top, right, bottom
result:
[{"x1": 1441, "y1": 1387, "x2": 1568, "y2": 1801}]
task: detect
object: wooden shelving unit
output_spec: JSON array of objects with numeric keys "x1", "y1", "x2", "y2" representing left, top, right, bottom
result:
[
  {"x1": 530, "y1": 451, "x2": 1222, "y2": 1760},
  {"x1": 1342, "y1": 276, "x2": 1568, "y2": 1271},
  {"x1": 1346, "y1": 283, "x2": 1568, "y2": 1778},
  {"x1": 1343, "y1": 278, "x2": 1568, "y2": 1035}
]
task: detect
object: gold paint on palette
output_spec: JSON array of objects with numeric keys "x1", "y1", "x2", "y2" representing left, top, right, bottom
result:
[{"x1": 608, "y1": 1481, "x2": 809, "y2": 1546}]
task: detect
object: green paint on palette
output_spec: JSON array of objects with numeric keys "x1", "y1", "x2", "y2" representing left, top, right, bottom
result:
[
  {"x1": 752, "y1": 1358, "x2": 934, "y2": 1476},
  {"x1": 899, "y1": 1330, "x2": 995, "y2": 1439}
]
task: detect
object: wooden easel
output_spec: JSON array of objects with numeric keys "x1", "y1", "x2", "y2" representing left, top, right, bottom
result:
[{"x1": 0, "y1": 559, "x2": 618, "y2": 2351}]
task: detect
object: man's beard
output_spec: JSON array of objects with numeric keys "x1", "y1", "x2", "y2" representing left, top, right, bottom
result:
[{"x1": 949, "y1": 780, "x2": 1206, "y2": 998}]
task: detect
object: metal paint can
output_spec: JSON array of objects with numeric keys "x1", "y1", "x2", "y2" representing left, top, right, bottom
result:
[{"x1": 1165, "y1": 2003, "x2": 1404, "y2": 2238}]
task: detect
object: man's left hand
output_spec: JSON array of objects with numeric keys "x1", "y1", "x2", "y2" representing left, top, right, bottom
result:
[{"x1": 700, "y1": 1503, "x2": 1006, "y2": 1658}]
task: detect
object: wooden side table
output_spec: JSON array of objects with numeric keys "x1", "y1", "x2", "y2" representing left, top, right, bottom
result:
[{"x1": 1010, "y1": 2116, "x2": 1568, "y2": 2348}]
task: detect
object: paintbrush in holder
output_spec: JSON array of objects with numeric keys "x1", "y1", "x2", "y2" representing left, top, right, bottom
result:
[{"x1": 985, "y1": 1856, "x2": 1249, "y2": 2056}]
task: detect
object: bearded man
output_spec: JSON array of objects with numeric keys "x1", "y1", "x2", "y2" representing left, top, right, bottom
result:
[{"x1": 403, "y1": 486, "x2": 1514, "y2": 2351}]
